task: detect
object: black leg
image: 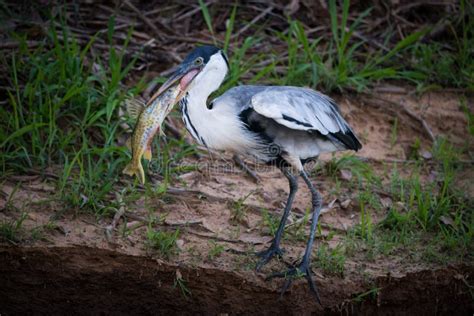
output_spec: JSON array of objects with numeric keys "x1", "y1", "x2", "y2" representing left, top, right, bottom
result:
[
  {"x1": 267, "y1": 169, "x2": 322, "y2": 304},
  {"x1": 299, "y1": 170, "x2": 322, "y2": 267},
  {"x1": 256, "y1": 167, "x2": 298, "y2": 271}
]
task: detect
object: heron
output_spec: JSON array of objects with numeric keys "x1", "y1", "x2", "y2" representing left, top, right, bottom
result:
[{"x1": 157, "y1": 45, "x2": 362, "y2": 301}]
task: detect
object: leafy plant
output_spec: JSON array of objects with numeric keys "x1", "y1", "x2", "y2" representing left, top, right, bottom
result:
[
  {"x1": 208, "y1": 241, "x2": 225, "y2": 260},
  {"x1": 229, "y1": 191, "x2": 253, "y2": 224},
  {"x1": 314, "y1": 243, "x2": 346, "y2": 276},
  {"x1": 0, "y1": 213, "x2": 27, "y2": 243},
  {"x1": 146, "y1": 228, "x2": 180, "y2": 259},
  {"x1": 261, "y1": 209, "x2": 279, "y2": 236},
  {"x1": 174, "y1": 269, "x2": 192, "y2": 299},
  {"x1": 0, "y1": 19, "x2": 139, "y2": 213}
]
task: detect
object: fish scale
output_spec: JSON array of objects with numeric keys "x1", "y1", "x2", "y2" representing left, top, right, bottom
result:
[{"x1": 123, "y1": 85, "x2": 182, "y2": 184}]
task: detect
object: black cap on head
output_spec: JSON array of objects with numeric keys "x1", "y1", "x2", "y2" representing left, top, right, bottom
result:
[
  {"x1": 154, "y1": 46, "x2": 228, "y2": 100},
  {"x1": 183, "y1": 45, "x2": 220, "y2": 64}
]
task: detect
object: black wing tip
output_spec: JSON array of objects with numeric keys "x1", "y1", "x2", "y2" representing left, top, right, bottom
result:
[
  {"x1": 326, "y1": 98, "x2": 362, "y2": 151},
  {"x1": 333, "y1": 130, "x2": 363, "y2": 151}
]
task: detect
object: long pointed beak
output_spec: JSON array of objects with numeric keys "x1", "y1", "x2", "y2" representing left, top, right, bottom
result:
[{"x1": 147, "y1": 63, "x2": 201, "y2": 106}]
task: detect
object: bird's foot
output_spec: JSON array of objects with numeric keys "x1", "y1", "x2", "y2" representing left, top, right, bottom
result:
[
  {"x1": 266, "y1": 260, "x2": 321, "y2": 304},
  {"x1": 255, "y1": 244, "x2": 284, "y2": 271}
]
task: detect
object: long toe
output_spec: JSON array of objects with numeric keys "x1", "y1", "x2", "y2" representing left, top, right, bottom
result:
[
  {"x1": 303, "y1": 265, "x2": 321, "y2": 304},
  {"x1": 255, "y1": 245, "x2": 284, "y2": 271},
  {"x1": 266, "y1": 262, "x2": 321, "y2": 304}
]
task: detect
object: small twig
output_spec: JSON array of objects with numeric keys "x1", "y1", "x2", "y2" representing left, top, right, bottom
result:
[
  {"x1": 232, "y1": 6, "x2": 274, "y2": 39},
  {"x1": 164, "y1": 121, "x2": 184, "y2": 140},
  {"x1": 25, "y1": 169, "x2": 60, "y2": 180},
  {"x1": 186, "y1": 228, "x2": 270, "y2": 245},
  {"x1": 165, "y1": 35, "x2": 217, "y2": 46},
  {"x1": 123, "y1": 0, "x2": 168, "y2": 41},
  {"x1": 351, "y1": 30, "x2": 391, "y2": 53},
  {"x1": 105, "y1": 192, "x2": 127, "y2": 241},
  {"x1": 361, "y1": 157, "x2": 474, "y2": 165},
  {"x1": 233, "y1": 154, "x2": 261, "y2": 183},
  {"x1": 286, "y1": 199, "x2": 338, "y2": 230},
  {"x1": 122, "y1": 212, "x2": 146, "y2": 222},
  {"x1": 121, "y1": 210, "x2": 204, "y2": 229},
  {"x1": 174, "y1": 1, "x2": 214, "y2": 22},
  {"x1": 287, "y1": 213, "x2": 348, "y2": 233},
  {"x1": 165, "y1": 187, "x2": 227, "y2": 202},
  {"x1": 164, "y1": 219, "x2": 203, "y2": 227},
  {"x1": 403, "y1": 106, "x2": 435, "y2": 142},
  {"x1": 105, "y1": 206, "x2": 125, "y2": 238},
  {"x1": 364, "y1": 94, "x2": 436, "y2": 142},
  {"x1": 132, "y1": 183, "x2": 227, "y2": 203},
  {"x1": 393, "y1": 1, "x2": 452, "y2": 15},
  {"x1": 373, "y1": 86, "x2": 409, "y2": 94},
  {"x1": 186, "y1": 229, "x2": 242, "y2": 243},
  {"x1": 0, "y1": 40, "x2": 43, "y2": 49}
]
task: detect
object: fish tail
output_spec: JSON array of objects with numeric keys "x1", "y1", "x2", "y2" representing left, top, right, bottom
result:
[{"x1": 123, "y1": 159, "x2": 146, "y2": 184}]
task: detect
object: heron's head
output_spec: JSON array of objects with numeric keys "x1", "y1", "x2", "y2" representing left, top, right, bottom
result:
[{"x1": 157, "y1": 45, "x2": 229, "y2": 100}]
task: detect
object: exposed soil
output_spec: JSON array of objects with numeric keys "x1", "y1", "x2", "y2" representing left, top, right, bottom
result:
[
  {"x1": 0, "y1": 246, "x2": 472, "y2": 315},
  {"x1": 1, "y1": 91, "x2": 473, "y2": 314}
]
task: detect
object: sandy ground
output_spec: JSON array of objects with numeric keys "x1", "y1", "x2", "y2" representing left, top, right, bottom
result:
[{"x1": 0, "y1": 90, "x2": 473, "y2": 314}]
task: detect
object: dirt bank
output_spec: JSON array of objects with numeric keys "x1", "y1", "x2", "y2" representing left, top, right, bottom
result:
[{"x1": 0, "y1": 246, "x2": 472, "y2": 315}]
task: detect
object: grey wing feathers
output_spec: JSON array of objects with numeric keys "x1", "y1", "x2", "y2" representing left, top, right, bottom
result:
[
  {"x1": 250, "y1": 86, "x2": 362, "y2": 151},
  {"x1": 251, "y1": 87, "x2": 345, "y2": 133}
]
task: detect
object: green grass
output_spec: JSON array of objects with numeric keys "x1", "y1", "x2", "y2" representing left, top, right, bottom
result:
[
  {"x1": 270, "y1": 0, "x2": 428, "y2": 92},
  {"x1": 261, "y1": 208, "x2": 279, "y2": 237},
  {"x1": 174, "y1": 270, "x2": 192, "y2": 299},
  {"x1": 0, "y1": 212, "x2": 27, "y2": 243},
  {"x1": 355, "y1": 191, "x2": 376, "y2": 242},
  {"x1": 314, "y1": 243, "x2": 346, "y2": 276},
  {"x1": 390, "y1": 118, "x2": 398, "y2": 149},
  {"x1": 321, "y1": 154, "x2": 379, "y2": 188},
  {"x1": 208, "y1": 240, "x2": 225, "y2": 260},
  {"x1": 146, "y1": 228, "x2": 180, "y2": 259},
  {"x1": 352, "y1": 287, "x2": 380, "y2": 303},
  {"x1": 286, "y1": 208, "x2": 310, "y2": 242},
  {"x1": 229, "y1": 191, "x2": 253, "y2": 224},
  {"x1": 324, "y1": 137, "x2": 473, "y2": 263},
  {"x1": 345, "y1": 137, "x2": 473, "y2": 263},
  {"x1": 406, "y1": 1, "x2": 474, "y2": 91},
  {"x1": 198, "y1": 0, "x2": 215, "y2": 42},
  {"x1": 149, "y1": 135, "x2": 199, "y2": 188},
  {"x1": 0, "y1": 17, "x2": 199, "y2": 215},
  {"x1": 198, "y1": 0, "x2": 473, "y2": 93},
  {"x1": 460, "y1": 97, "x2": 474, "y2": 136},
  {"x1": 0, "y1": 19, "x2": 136, "y2": 214}
]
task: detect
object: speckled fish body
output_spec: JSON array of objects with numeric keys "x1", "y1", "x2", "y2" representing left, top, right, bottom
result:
[{"x1": 123, "y1": 86, "x2": 181, "y2": 183}]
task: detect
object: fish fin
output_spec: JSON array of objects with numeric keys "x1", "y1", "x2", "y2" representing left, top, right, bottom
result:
[
  {"x1": 125, "y1": 97, "x2": 146, "y2": 119},
  {"x1": 159, "y1": 126, "x2": 165, "y2": 137},
  {"x1": 143, "y1": 147, "x2": 152, "y2": 161},
  {"x1": 138, "y1": 160, "x2": 145, "y2": 184},
  {"x1": 123, "y1": 160, "x2": 146, "y2": 184},
  {"x1": 122, "y1": 162, "x2": 136, "y2": 177},
  {"x1": 125, "y1": 137, "x2": 132, "y2": 150}
]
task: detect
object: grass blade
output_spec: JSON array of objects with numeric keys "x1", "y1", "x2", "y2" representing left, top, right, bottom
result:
[
  {"x1": 198, "y1": 0, "x2": 216, "y2": 45},
  {"x1": 224, "y1": 5, "x2": 237, "y2": 53},
  {"x1": 0, "y1": 123, "x2": 47, "y2": 149}
]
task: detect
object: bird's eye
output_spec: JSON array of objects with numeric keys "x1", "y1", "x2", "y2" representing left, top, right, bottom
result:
[{"x1": 194, "y1": 57, "x2": 203, "y2": 65}]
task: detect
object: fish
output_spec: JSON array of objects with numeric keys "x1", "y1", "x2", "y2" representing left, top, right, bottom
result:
[{"x1": 122, "y1": 84, "x2": 182, "y2": 184}]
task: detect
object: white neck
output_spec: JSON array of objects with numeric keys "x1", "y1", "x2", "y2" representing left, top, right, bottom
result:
[
  {"x1": 187, "y1": 54, "x2": 227, "y2": 105},
  {"x1": 181, "y1": 53, "x2": 261, "y2": 154}
]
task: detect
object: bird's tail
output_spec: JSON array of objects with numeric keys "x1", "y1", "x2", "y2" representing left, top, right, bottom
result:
[{"x1": 123, "y1": 159, "x2": 145, "y2": 184}]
